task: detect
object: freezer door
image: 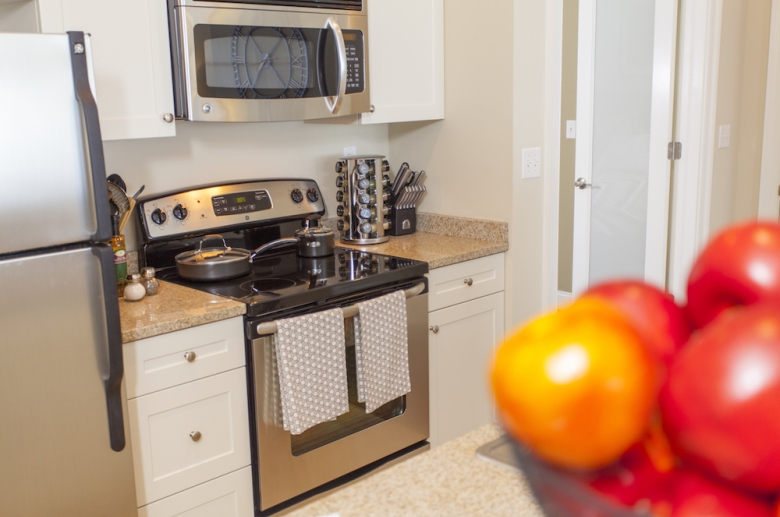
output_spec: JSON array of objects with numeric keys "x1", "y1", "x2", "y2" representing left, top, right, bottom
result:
[
  {"x1": 0, "y1": 246, "x2": 137, "y2": 517},
  {"x1": 0, "y1": 32, "x2": 111, "y2": 255}
]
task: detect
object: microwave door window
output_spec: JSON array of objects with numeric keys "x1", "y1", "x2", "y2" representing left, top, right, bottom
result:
[
  {"x1": 195, "y1": 25, "x2": 313, "y2": 99},
  {"x1": 193, "y1": 25, "x2": 365, "y2": 101}
]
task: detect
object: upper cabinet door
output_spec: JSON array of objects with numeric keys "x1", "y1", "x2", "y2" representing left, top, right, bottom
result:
[
  {"x1": 361, "y1": 0, "x2": 444, "y2": 125},
  {"x1": 37, "y1": 0, "x2": 176, "y2": 140}
]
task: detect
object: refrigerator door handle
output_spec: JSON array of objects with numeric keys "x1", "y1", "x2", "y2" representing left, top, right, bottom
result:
[
  {"x1": 68, "y1": 31, "x2": 112, "y2": 243},
  {"x1": 93, "y1": 244, "x2": 126, "y2": 452}
]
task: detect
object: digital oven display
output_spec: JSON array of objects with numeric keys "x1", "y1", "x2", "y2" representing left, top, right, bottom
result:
[{"x1": 212, "y1": 190, "x2": 272, "y2": 216}]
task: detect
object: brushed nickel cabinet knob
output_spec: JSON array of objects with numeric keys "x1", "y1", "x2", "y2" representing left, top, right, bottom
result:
[
  {"x1": 464, "y1": 278, "x2": 474, "y2": 286},
  {"x1": 184, "y1": 351, "x2": 197, "y2": 363},
  {"x1": 190, "y1": 431, "x2": 202, "y2": 442},
  {"x1": 430, "y1": 325, "x2": 439, "y2": 334},
  {"x1": 163, "y1": 113, "x2": 174, "y2": 123}
]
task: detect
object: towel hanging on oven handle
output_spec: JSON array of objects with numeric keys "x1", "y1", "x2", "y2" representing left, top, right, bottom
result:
[{"x1": 255, "y1": 282, "x2": 426, "y2": 336}]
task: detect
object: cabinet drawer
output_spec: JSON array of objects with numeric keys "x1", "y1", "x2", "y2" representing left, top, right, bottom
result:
[
  {"x1": 129, "y1": 368, "x2": 251, "y2": 506},
  {"x1": 139, "y1": 467, "x2": 254, "y2": 517},
  {"x1": 124, "y1": 317, "x2": 245, "y2": 399},
  {"x1": 427, "y1": 254, "x2": 505, "y2": 311}
]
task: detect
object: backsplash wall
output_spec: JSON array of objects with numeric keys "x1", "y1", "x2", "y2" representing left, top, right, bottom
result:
[{"x1": 103, "y1": 120, "x2": 389, "y2": 249}]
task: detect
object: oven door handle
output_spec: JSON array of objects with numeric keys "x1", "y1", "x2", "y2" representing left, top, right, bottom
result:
[
  {"x1": 256, "y1": 282, "x2": 426, "y2": 336},
  {"x1": 324, "y1": 17, "x2": 347, "y2": 115}
]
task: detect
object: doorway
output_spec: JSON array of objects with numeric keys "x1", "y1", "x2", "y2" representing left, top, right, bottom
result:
[{"x1": 556, "y1": 0, "x2": 774, "y2": 302}]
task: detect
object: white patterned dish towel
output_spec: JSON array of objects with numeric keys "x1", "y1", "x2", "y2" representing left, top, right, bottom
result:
[
  {"x1": 274, "y1": 308, "x2": 350, "y2": 435},
  {"x1": 354, "y1": 290, "x2": 412, "y2": 413}
]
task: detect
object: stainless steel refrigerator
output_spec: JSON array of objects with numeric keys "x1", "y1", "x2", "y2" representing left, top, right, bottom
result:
[{"x1": 0, "y1": 32, "x2": 138, "y2": 516}]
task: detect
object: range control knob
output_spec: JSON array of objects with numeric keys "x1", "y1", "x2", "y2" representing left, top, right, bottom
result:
[
  {"x1": 150, "y1": 208, "x2": 167, "y2": 226},
  {"x1": 290, "y1": 189, "x2": 304, "y2": 203},
  {"x1": 336, "y1": 191, "x2": 344, "y2": 203},
  {"x1": 306, "y1": 188, "x2": 319, "y2": 203},
  {"x1": 172, "y1": 204, "x2": 188, "y2": 221}
]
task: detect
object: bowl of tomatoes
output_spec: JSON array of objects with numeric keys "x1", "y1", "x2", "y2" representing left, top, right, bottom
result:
[{"x1": 491, "y1": 222, "x2": 780, "y2": 517}]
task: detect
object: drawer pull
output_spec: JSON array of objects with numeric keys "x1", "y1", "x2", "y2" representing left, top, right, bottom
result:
[
  {"x1": 190, "y1": 431, "x2": 202, "y2": 442},
  {"x1": 184, "y1": 351, "x2": 197, "y2": 363},
  {"x1": 464, "y1": 278, "x2": 474, "y2": 287},
  {"x1": 430, "y1": 325, "x2": 439, "y2": 334}
]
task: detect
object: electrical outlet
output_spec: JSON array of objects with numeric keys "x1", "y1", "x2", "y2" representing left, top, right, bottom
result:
[
  {"x1": 718, "y1": 125, "x2": 730, "y2": 149},
  {"x1": 522, "y1": 148, "x2": 541, "y2": 179},
  {"x1": 343, "y1": 146, "x2": 357, "y2": 156}
]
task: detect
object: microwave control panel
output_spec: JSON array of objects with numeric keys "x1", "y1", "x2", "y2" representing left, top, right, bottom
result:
[{"x1": 344, "y1": 30, "x2": 365, "y2": 93}]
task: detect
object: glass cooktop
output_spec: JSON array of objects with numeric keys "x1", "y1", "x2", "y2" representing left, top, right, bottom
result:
[{"x1": 155, "y1": 246, "x2": 427, "y2": 318}]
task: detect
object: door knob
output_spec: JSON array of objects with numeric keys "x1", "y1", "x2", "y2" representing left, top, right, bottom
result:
[{"x1": 575, "y1": 178, "x2": 592, "y2": 190}]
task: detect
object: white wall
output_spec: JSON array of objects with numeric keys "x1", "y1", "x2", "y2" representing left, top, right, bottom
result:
[
  {"x1": 710, "y1": 0, "x2": 771, "y2": 234},
  {"x1": 103, "y1": 121, "x2": 388, "y2": 248}
]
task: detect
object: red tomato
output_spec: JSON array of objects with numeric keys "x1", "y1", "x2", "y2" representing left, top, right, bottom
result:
[
  {"x1": 669, "y1": 469, "x2": 772, "y2": 517},
  {"x1": 659, "y1": 305, "x2": 780, "y2": 492},
  {"x1": 582, "y1": 280, "x2": 691, "y2": 366},
  {"x1": 589, "y1": 444, "x2": 672, "y2": 509},
  {"x1": 686, "y1": 222, "x2": 780, "y2": 328}
]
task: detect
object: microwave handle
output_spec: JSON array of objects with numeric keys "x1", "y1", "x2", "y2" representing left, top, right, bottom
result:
[{"x1": 324, "y1": 17, "x2": 348, "y2": 115}]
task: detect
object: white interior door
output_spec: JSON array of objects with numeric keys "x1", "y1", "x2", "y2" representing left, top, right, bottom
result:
[{"x1": 571, "y1": 0, "x2": 679, "y2": 295}]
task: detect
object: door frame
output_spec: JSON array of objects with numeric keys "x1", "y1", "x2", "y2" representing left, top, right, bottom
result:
[
  {"x1": 544, "y1": 0, "x2": 725, "y2": 308},
  {"x1": 758, "y1": 0, "x2": 780, "y2": 220}
]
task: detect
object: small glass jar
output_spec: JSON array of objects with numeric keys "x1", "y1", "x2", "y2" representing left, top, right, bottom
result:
[
  {"x1": 141, "y1": 267, "x2": 160, "y2": 296},
  {"x1": 123, "y1": 274, "x2": 146, "y2": 302}
]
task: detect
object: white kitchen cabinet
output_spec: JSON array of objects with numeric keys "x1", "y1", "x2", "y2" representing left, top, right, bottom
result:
[
  {"x1": 36, "y1": 0, "x2": 176, "y2": 140},
  {"x1": 139, "y1": 467, "x2": 254, "y2": 517},
  {"x1": 361, "y1": 0, "x2": 444, "y2": 124},
  {"x1": 124, "y1": 317, "x2": 253, "y2": 515},
  {"x1": 427, "y1": 254, "x2": 505, "y2": 448}
]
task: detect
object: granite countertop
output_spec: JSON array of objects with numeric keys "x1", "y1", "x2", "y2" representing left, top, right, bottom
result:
[
  {"x1": 119, "y1": 280, "x2": 246, "y2": 343},
  {"x1": 329, "y1": 212, "x2": 509, "y2": 270},
  {"x1": 284, "y1": 425, "x2": 544, "y2": 517},
  {"x1": 120, "y1": 213, "x2": 507, "y2": 341}
]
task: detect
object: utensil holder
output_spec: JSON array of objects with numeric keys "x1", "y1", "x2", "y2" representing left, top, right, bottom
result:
[
  {"x1": 387, "y1": 207, "x2": 416, "y2": 236},
  {"x1": 335, "y1": 155, "x2": 393, "y2": 245}
]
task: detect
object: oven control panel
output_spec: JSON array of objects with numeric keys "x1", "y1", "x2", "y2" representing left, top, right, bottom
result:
[{"x1": 139, "y1": 179, "x2": 325, "y2": 242}]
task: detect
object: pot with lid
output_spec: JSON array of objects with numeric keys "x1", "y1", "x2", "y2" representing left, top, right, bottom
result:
[{"x1": 175, "y1": 222, "x2": 336, "y2": 282}]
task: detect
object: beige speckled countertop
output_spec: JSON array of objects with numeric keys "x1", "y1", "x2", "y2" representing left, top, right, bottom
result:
[
  {"x1": 328, "y1": 212, "x2": 509, "y2": 270},
  {"x1": 284, "y1": 425, "x2": 543, "y2": 517},
  {"x1": 120, "y1": 213, "x2": 507, "y2": 341},
  {"x1": 119, "y1": 280, "x2": 246, "y2": 343}
]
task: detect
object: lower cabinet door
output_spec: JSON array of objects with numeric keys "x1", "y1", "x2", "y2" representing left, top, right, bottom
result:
[
  {"x1": 129, "y1": 368, "x2": 251, "y2": 506},
  {"x1": 428, "y1": 292, "x2": 505, "y2": 448},
  {"x1": 139, "y1": 467, "x2": 254, "y2": 517}
]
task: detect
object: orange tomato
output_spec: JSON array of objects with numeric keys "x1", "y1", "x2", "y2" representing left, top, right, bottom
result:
[{"x1": 490, "y1": 299, "x2": 658, "y2": 470}]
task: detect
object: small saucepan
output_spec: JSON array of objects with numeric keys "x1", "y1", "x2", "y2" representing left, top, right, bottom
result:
[{"x1": 251, "y1": 225, "x2": 335, "y2": 259}]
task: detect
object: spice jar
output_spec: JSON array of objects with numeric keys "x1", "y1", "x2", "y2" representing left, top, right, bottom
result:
[
  {"x1": 141, "y1": 267, "x2": 160, "y2": 296},
  {"x1": 123, "y1": 274, "x2": 146, "y2": 302}
]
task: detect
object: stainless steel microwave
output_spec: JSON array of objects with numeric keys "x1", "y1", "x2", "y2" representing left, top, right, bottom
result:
[{"x1": 167, "y1": 0, "x2": 370, "y2": 122}]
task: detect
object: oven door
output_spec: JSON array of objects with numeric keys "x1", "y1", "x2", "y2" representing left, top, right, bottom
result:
[
  {"x1": 249, "y1": 285, "x2": 429, "y2": 511},
  {"x1": 171, "y1": 5, "x2": 370, "y2": 122}
]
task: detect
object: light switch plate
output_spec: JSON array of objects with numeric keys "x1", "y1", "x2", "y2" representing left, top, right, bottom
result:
[
  {"x1": 718, "y1": 125, "x2": 730, "y2": 149},
  {"x1": 522, "y1": 148, "x2": 541, "y2": 179},
  {"x1": 566, "y1": 120, "x2": 576, "y2": 139},
  {"x1": 343, "y1": 146, "x2": 357, "y2": 156}
]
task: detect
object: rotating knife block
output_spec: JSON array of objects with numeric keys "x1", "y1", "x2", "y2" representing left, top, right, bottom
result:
[{"x1": 335, "y1": 155, "x2": 393, "y2": 245}]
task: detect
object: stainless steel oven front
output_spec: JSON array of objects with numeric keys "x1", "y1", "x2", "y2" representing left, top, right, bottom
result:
[
  {"x1": 168, "y1": 0, "x2": 370, "y2": 122},
  {"x1": 247, "y1": 284, "x2": 429, "y2": 512}
]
